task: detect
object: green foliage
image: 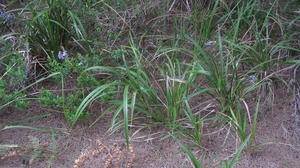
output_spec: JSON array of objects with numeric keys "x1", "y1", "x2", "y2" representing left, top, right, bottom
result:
[
  {"x1": 1, "y1": 0, "x2": 299, "y2": 166},
  {"x1": 122, "y1": 85, "x2": 130, "y2": 147},
  {"x1": 0, "y1": 37, "x2": 26, "y2": 85},
  {"x1": 174, "y1": 134, "x2": 250, "y2": 168},
  {"x1": 74, "y1": 81, "x2": 120, "y2": 126},
  {"x1": 0, "y1": 36, "x2": 29, "y2": 110},
  {"x1": 63, "y1": 89, "x2": 90, "y2": 123},
  {"x1": 77, "y1": 72, "x2": 100, "y2": 87},
  {"x1": 191, "y1": 0, "x2": 222, "y2": 43},
  {"x1": 47, "y1": 57, "x2": 82, "y2": 76},
  {"x1": 25, "y1": 0, "x2": 88, "y2": 63},
  {"x1": 77, "y1": 52, "x2": 103, "y2": 67},
  {"x1": 39, "y1": 89, "x2": 89, "y2": 124},
  {"x1": 39, "y1": 89, "x2": 64, "y2": 106},
  {"x1": 160, "y1": 56, "x2": 197, "y2": 127}
]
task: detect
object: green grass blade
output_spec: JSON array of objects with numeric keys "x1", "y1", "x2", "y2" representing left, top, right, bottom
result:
[
  {"x1": 250, "y1": 96, "x2": 260, "y2": 145},
  {"x1": 123, "y1": 85, "x2": 130, "y2": 148},
  {"x1": 6, "y1": 114, "x2": 51, "y2": 126},
  {"x1": 73, "y1": 81, "x2": 120, "y2": 126},
  {"x1": 1, "y1": 125, "x2": 53, "y2": 134},
  {"x1": 173, "y1": 135, "x2": 202, "y2": 168},
  {"x1": 223, "y1": 135, "x2": 250, "y2": 168}
]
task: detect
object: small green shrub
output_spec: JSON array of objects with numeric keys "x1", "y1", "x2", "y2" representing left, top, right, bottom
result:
[
  {"x1": 77, "y1": 72, "x2": 100, "y2": 87},
  {"x1": 39, "y1": 89, "x2": 89, "y2": 124},
  {"x1": 0, "y1": 35, "x2": 29, "y2": 110},
  {"x1": 47, "y1": 57, "x2": 82, "y2": 76}
]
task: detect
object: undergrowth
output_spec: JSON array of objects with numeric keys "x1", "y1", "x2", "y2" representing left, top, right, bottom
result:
[{"x1": 1, "y1": 0, "x2": 299, "y2": 167}]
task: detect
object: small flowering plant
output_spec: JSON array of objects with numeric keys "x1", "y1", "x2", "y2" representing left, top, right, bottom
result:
[
  {"x1": 58, "y1": 49, "x2": 68, "y2": 60},
  {"x1": 47, "y1": 51, "x2": 84, "y2": 78}
]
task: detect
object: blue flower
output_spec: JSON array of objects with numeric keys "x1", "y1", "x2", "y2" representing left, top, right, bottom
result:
[
  {"x1": 58, "y1": 50, "x2": 68, "y2": 60},
  {"x1": 5, "y1": 15, "x2": 13, "y2": 22},
  {"x1": 58, "y1": 53, "x2": 65, "y2": 60},
  {"x1": 204, "y1": 41, "x2": 216, "y2": 47},
  {"x1": 249, "y1": 75, "x2": 256, "y2": 84},
  {"x1": 0, "y1": 11, "x2": 13, "y2": 22},
  {"x1": 62, "y1": 50, "x2": 68, "y2": 56}
]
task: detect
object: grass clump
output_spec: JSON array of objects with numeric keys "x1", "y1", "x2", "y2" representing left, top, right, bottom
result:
[{"x1": 23, "y1": 0, "x2": 88, "y2": 66}]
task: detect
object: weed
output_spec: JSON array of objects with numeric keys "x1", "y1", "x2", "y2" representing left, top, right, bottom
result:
[{"x1": 39, "y1": 89, "x2": 90, "y2": 124}]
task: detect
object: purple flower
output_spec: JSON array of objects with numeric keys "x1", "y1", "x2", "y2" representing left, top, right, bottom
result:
[
  {"x1": 249, "y1": 75, "x2": 255, "y2": 80},
  {"x1": 5, "y1": 15, "x2": 13, "y2": 22},
  {"x1": 58, "y1": 54, "x2": 64, "y2": 60},
  {"x1": 249, "y1": 75, "x2": 256, "y2": 84},
  {"x1": 0, "y1": 12, "x2": 5, "y2": 18},
  {"x1": 0, "y1": 12, "x2": 13, "y2": 22},
  {"x1": 58, "y1": 50, "x2": 68, "y2": 60},
  {"x1": 204, "y1": 41, "x2": 216, "y2": 47},
  {"x1": 63, "y1": 50, "x2": 68, "y2": 57}
]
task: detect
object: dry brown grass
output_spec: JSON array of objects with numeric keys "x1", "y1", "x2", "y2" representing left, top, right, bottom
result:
[{"x1": 72, "y1": 140, "x2": 136, "y2": 168}]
